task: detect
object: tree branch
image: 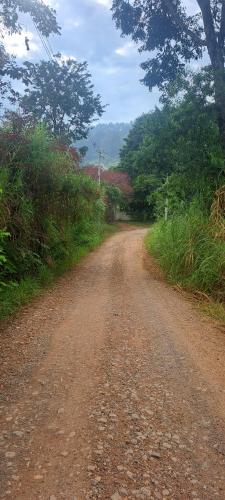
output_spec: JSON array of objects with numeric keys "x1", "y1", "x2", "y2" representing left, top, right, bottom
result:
[
  {"x1": 197, "y1": 0, "x2": 218, "y2": 63},
  {"x1": 163, "y1": 0, "x2": 206, "y2": 47},
  {"x1": 218, "y1": 0, "x2": 225, "y2": 49}
]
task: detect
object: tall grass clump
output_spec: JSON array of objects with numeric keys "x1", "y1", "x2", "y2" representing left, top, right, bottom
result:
[
  {"x1": 0, "y1": 116, "x2": 111, "y2": 319},
  {"x1": 146, "y1": 202, "x2": 225, "y2": 300}
]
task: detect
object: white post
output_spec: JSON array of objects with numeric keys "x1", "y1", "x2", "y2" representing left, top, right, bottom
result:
[
  {"x1": 165, "y1": 174, "x2": 169, "y2": 221},
  {"x1": 98, "y1": 164, "x2": 101, "y2": 185},
  {"x1": 165, "y1": 197, "x2": 169, "y2": 221}
]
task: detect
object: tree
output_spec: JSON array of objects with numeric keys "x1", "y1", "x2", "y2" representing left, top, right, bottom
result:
[
  {"x1": 117, "y1": 71, "x2": 225, "y2": 219},
  {"x1": 0, "y1": 0, "x2": 60, "y2": 36},
  {"x1": 0, "y1": 0, "x2": 60, "y2": 105},
  {"x1": 112, "y1": 0, "x2": 225, "y2": 150},
  {"x1": 21, "y1": 56, "x2": 105, "y2": 143}
]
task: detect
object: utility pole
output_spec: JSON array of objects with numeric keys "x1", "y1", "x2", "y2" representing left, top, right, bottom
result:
[{"x1": 97, "y1": 150, "x2": 105, "y2": 185}]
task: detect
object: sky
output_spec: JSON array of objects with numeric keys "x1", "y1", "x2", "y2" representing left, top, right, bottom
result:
[{"x1": 4, "y1": 0, "x2": 161, "y2": 123}]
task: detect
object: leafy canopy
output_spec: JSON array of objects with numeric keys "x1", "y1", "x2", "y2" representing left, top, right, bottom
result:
[
  {"x1": 21, "y1": 56, "x2": 105, "y2": 143},
  {"x1": 118, "y1": 69, "x2": 225, "y2": 219},
  {"x1": 0, "y1": 0, "x2": 60, "y2": 104},
  {"x1": 112, "y1": 0, "x2": 205, "y2": 91},
  {"x1": 0, "y1": 0, "x2": 60, "y2": 36}
]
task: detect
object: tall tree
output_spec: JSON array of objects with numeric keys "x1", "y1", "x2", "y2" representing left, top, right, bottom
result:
[
  {"x1": 112, "y1": 0, "x2": 225, "y2": 151},
  {"x1": 21, "y1": 56, "x2": 104, "y2": 143},
  {"x1": 0, "y1": 0, "x2": 60, "y2": 104},
  {"x1": 0, "y1": 0, "x2": 60, "y2": 36}
]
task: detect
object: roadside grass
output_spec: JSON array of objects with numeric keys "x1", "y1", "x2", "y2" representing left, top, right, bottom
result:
[
  {"x1": 145, "y1": 206, "x2": 225, "y2": 325},
  {"x1": 198, "y1": 301, "x2": 225, "y2": 324},
  {"x1": 0, "y1": 224, "x2": 117, "y2": 321}
]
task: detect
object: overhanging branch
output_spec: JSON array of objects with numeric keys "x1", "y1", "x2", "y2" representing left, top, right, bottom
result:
[{"x1": 163, "y1": 0, "x2": 206, "y2": 47}]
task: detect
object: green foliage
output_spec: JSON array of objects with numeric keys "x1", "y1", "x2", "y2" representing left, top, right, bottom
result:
[
  {"x1": 112, "y1": 0, "x2": 204, "y2": 93},
  {"x1": 112, "y1": 1, "x2": 225, "y2": 149},
  {"x1": 105, "y1": 184, "x2": 123, "y2": 206},
  {"x1": 146, "y1": 203, "x2": 225, "y2": 300},
  {"x1": 0, "y1": 0, "x2": 59, "y2": 105},
  {"x1": 0, "y1": 223, "x2": 115, "y2": 320},
  {"x1": 105, "y1": 184, "x2": 123, "y2": 222},
  {"x1": 0, "y1": 119, "x2": 108, "y2": 317},
  {"x1": 119, "y1": 76, "x2": 225, "y2": 220},
  {"x1": 21, "y1": 56, "x2": 104, "y2": 143},
  {"x1": 129, "y1": 175, "x2": 160, "y2": 221},
  {"x1": 0, "y1": 0, "x2": 59, "y2": 36}
]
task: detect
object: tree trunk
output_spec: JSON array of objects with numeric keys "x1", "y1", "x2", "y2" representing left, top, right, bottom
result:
[
  {"x1": 213, "y1": 61, "x2": 225, "y2": 153},
  {"x1": 197, "y1": 0, "x2": 225, "y2": 153}
]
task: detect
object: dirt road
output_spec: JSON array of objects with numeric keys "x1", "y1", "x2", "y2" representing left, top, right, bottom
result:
[{"x1": 1, "y1": 227, "x2": 225, "y2": 500}]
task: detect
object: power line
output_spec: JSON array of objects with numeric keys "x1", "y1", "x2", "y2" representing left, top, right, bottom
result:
[
  {"x1": 32, "y1": 19, "x2": 54, "y2": 61},
  {"x1": 36, "y1": 24, "x2": 53, "y2": 60},
  {"x1": 45, "y1": 37, "x2": 55, "y2": 58},
  {"x1": 38, "y1": 0, "x2": 56, "y2": 59}
]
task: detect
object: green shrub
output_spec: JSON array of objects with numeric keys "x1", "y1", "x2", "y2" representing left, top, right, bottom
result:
[
  {"x1": 0, "y1": 119, "x2": 110, "y2": 318},
  {"x1": 146, "y1": 203, "x2": 225, "y2": 300}
]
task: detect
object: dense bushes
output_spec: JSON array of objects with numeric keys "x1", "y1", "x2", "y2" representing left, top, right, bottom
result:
[
  {"x1": 118, "y1": 77, "x2": 225, "y2": 220},
  {"x1": 146, "y1": 203, "x2": 225, "y2": 300},
  {"x1": 0, "y1": 120, "x2": 107, "y2": 317}
]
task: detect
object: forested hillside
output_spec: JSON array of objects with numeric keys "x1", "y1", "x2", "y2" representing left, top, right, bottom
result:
[{"x1": 78, "y1": 122, "x2": 131, "y2": 167}]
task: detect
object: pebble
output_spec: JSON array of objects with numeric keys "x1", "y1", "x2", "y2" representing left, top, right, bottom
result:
[
  {"x1": 140, "y1": 487, "x2": 152, "y2": 496},
  {"x1": 87, "y1": 465, "x2": 96, "y2": 472},
  {"x1": 127, "y1": 471, "x2": 133, "y2": 479},
  {"x1": 111, "y1": 493, "x2": 122, "y2": 500},
  {"x1": 12, "y1": 431, "x2": 24, "y2": 438},
  {"x1": 150, "y1": 452, "x2": 161, "y2": 459},
  {"x1": 98, "y1": 417, "x2": 107, "y2": 423},
  {"x1": 61, "y1": 451, "x2": 69, "y2": 457},
  {"x1": 5, "y1": 452, "x2": 16, "y2": 459}
]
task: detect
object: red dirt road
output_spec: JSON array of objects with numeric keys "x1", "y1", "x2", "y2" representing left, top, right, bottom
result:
[{"x1": 1, "y1": 227, "x2": 225, "y2": 499}]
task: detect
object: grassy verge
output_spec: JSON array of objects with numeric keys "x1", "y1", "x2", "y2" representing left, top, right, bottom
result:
[
  {"x1": 0, "y1": 224, "x2": 117, "y2": 321},
  {"x1": 145, "y1": 205, "x2": 225, "y2": 324}
]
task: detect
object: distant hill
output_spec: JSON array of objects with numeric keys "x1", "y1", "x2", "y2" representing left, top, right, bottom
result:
[{"x1": 77, "y1": 122, "x2": 132, "y2": 167}]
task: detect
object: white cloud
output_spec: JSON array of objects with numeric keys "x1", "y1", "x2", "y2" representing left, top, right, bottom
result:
[
  {"x1": 60, "y1": 53, "x2": 77, "y2": 63},
  {"x1": 115, "y1": 42, "x2": 135, "y2": 57},
  {"x1": 73, "y1": 20, "x2": 81, "y2": 28},
  {"x1": 3, "y1": 31, "x2": 40, "y2": 58},
  {"x1": 92, "y1": 0, "x2": 112, "y2": 7},
  {"x1": 66, "y1": 18, "x2": 82, "y2": 29},
  {"x1": 44, "y1": 0, "x2": 60, "y2": 8},
  {"x1": 105, "y1": 66, "x2": 119, "y2": 75}
]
